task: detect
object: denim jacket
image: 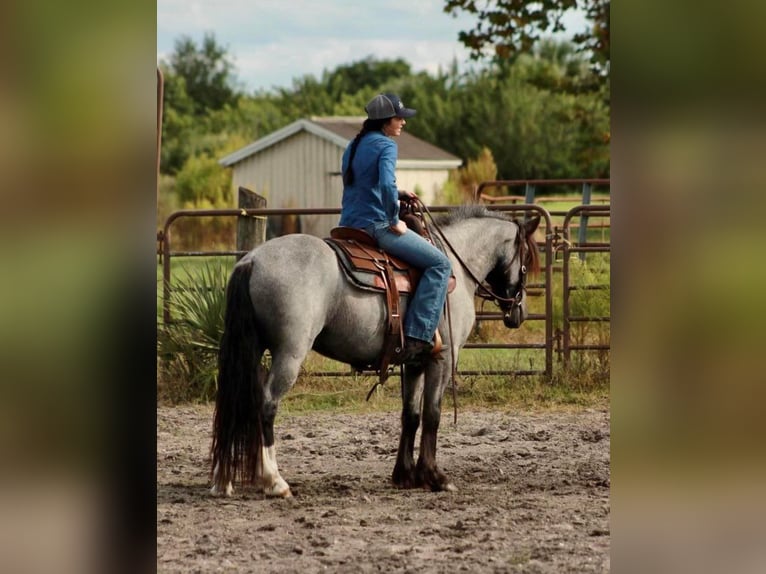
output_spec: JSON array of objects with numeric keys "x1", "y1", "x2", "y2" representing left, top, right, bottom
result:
[{"x1": 338, "y1": 131, "x2": 400, "y2": 230}]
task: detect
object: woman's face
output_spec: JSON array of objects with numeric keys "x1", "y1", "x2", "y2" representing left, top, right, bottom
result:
[{"x1": 382, "y1": 116, "x2": 406, "y2": 137}]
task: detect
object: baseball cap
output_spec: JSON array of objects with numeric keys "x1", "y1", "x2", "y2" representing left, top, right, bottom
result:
[{"x1": 365, "y1": 93, "x2": 417, "y2": 120}]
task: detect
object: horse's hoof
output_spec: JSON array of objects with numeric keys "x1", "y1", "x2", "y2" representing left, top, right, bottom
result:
[
  {"x1": 210, "y1": 482, "x2": 234, "y2": 496},
  {"x1": 264, "y1": 477, "x2": 292, "y2": 498},
  {"x1": 265, "y1": 486, "x2": 292, "y2": 498},
  {"x1": 444, "y1": 482, "x2": 458, "y2": 492},
  {"x1": 392, "y1": 467, "x2": 422, "y2": 490}
]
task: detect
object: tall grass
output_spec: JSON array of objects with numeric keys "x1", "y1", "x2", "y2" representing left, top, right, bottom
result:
[{"x1": 556, "y1": 251, "x2": 610, "y2": 380}]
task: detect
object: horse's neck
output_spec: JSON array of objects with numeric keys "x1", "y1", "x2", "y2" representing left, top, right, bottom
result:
[{"x1": 441, "y1": 219, "x2": 504, "y2": 279}]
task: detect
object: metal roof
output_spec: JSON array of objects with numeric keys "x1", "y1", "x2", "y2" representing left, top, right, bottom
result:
[{"x1": 219, "y1": 117, "x2": 462, "y2": 168}]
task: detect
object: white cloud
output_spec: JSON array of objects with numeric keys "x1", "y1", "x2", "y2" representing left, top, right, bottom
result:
[
  {"x1": 158, "y1": 0, "x2": 586, "y2": 92},
  {"x1": 232, "y1": 34, "x2": 472, "y2": 93}
]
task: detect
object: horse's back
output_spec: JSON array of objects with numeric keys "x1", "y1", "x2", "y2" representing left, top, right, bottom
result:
[
  {"x1": 240, "y1": 235, "x2": 343, "y2": 336},
  {"x1": 242, "y1": 233, "x2": 339, "y2": 291},
  {"x1": 238, "y1": 233, "x2": 388, "y2": 362}
]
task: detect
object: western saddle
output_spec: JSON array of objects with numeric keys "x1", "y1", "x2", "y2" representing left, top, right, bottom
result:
[{"x1": 324, "y1": 199, "x2": 455, "y2": 384}]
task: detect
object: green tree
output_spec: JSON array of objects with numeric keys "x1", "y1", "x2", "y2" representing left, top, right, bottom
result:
[
  {"x1": 158, "y1": 33, "x2": 241, "y2": 173},
  {"x1": 166, "y1": 32, "x2": 240, "y2": 116},
  {"x1": 159, "y1": 71, "x2": 196, "y2": 173},
  {"x1": 271, "y1": 57, "x2": 412, "y2": 120},
  {"x1": 175, "y1": 153, "x2": 232, "y2": 207},
  {"x1": 323, "y1": 57, "x2": 412, "y2": 99},
  {"x1": 203, "y1": 96, "x2": 287, "y2": 143},
  {"x1": 514, "y1": 39, "x2": 591, "y2": 93},
  {"x1": 275, "y1": 75, "x2": 336, "y2": 118},
  {"x1": 444, "y1": 0, "x2": 609, "y2": 80},
  {"x1": 405, "y1": 52, "x2": 609, "y2": 180}
]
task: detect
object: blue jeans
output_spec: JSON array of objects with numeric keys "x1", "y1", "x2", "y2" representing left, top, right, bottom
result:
[{"x1": 367, "y1": 223, "x2": 452, "y2": 343}]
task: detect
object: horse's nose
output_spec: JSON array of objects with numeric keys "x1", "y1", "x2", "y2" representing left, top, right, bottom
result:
[{"x1": 503, "y1": 307, "x2": 522, "y2": 328}]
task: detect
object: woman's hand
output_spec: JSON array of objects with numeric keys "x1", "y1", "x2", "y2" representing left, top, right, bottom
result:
[
  {"x1": 398, "y1": 189, "x2": 417, "y2": 200},
  {"x1": 390, "y1": 220, "x2": 408, "y2": 235}
]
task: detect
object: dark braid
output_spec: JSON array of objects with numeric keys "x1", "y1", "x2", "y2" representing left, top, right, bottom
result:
[{"x1": 343, "y1": 118, "x2": 387, "y2": 186}]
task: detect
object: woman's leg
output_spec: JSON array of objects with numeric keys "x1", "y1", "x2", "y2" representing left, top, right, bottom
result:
[{"x1": 371, "y1": 227, "x2": 451, "y2": 343}]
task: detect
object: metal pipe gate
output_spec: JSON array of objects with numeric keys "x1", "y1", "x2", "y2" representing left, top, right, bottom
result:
[
  {"x1": 158, "y1": 204, "x2": 556, "y2": 379},
  {"x1": 561, "y1": 205, "x2": 611, "y2": 364}
]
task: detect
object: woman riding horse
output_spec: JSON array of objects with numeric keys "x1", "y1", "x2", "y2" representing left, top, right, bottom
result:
[{"x1": 339, "y1": 93, "x2": 451, "y2": 365}]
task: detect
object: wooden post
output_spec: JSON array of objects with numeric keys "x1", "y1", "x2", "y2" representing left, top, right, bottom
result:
[{"x1": 237, "y1": 186, "x2": 267, "y2": 260}]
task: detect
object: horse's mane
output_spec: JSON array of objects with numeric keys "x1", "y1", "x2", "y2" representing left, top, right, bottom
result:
[
  {"x1": 435, "y1": 204, "x2": 508, "y2": 227},
  {"x1": 436, "y1": 204, "x2": 540, "y2": 276}
]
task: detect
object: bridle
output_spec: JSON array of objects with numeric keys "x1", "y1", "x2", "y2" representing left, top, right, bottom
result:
[
  {"x1": 420, "y1": 201, "x2": 529, "y2": 314},
  {"x1": 409, "y1": 199, "x2": 531, "y2": 424},
  {"x1": 483, "y1": 224, "x2": 528, "y2": 319}
]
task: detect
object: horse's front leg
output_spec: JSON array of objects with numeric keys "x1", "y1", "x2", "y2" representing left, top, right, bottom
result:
[
  {"x1": 416, "y1": 358, "x2": 457, "y2": 492},
  {"x1": 392, "y1": 365, "x2": 425, "y2": 489}
]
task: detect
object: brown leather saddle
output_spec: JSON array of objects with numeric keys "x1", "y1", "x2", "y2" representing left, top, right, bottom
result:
[
  {"x1": 325, "y1": 227, "x2": 421, "y2": 293},
  {"x1": 324, "y1": 214, "x2": 455, "y2": 383}
]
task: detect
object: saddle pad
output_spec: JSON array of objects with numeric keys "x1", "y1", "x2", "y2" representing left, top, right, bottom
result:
[{"x1": 325, "y1": 238, "x2": 418, "y2": 294}]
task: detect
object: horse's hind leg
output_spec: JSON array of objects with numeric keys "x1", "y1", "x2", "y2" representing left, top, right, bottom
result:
[
  {"x1": 258, "y1": 348, "x2": 306, "y2": 498},
  {"x1": 392, "y1": 366, "x2": 425, "y2": 489}
]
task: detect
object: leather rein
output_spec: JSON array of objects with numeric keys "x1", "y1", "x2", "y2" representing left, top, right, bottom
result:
[
  {"x1": 417, "y1": 200, "x2": 529, "y2": 314},
  {"x1": 411, "y1": 199, "x2": 529, "y2": 423}
]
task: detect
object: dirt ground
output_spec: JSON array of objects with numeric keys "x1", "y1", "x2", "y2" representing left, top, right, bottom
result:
[{"x1": 157, "y1": 404, "x2": 610, "y2": 573}]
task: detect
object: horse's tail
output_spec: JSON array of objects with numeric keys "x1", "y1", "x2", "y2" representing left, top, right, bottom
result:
[{"x1": 210, "y1": 259, "x2": 264, "y2": 491}]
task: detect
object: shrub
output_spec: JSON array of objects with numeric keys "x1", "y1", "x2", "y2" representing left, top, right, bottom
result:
[{"x1": 158, "y1": 261, "x2": 229, "y2": 403}]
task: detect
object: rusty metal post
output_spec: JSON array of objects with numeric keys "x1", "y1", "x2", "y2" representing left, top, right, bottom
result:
[
  {"x1": 156, "y1": 67, "x2": 163, "y2": 202},
  {"x1": 578, "y1": 182, "x2": 592, "y2": 261},
  {"x1": 544, "y1": 221, "x2": 554, "y2": 379},
  {"x1": 562, "y1": 221, "x2": 572, "y2": 365},
  {"x1": 162, "y1": 225, "x2": 172, "y2": 324}
]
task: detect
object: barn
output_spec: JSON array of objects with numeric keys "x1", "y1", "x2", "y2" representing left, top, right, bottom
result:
[{"x1": 218, "y1": 117, "x2": 462, "y2": 237}]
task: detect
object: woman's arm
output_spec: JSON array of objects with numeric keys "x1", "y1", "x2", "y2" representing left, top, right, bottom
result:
[{"x1": 378, "y1": 140, "x2": 401, "y2": 227}]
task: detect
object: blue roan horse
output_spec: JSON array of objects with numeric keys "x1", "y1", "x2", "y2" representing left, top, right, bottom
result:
[{"x1": 211, "y1": 205, "x2": 540, "y2": 496}]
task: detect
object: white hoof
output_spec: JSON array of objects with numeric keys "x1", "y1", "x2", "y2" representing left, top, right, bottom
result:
[
  {"x1": 444, "y1": 483, "x2": 458, "y2": 492},
  {"x1": 263, "y1": 476, "x2": 292, "y2": 498},
  {"x1": 210, "y1": 481, "x2": 234, "y2": 496}
]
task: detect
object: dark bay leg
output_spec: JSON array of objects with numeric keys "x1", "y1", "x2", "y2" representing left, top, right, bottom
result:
[
  {"x1": 392, "y1": 365, "x2": 425, "y2": 488},
  {"x1": 416, "y1": 358, "x2": 456, "y2": 492}
]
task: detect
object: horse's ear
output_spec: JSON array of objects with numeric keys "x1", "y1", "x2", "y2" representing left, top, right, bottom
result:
[{"x1": 523, "y1": 216, "x2": 541, "y2": 237}]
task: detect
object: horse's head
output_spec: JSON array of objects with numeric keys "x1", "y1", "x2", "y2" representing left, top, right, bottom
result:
[{"x1": 485, "y1": 216, "x2": 541, "y2": 328}]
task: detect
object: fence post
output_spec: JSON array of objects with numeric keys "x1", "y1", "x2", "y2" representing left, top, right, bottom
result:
[
  {"x1": 578, "y1": 182, "x2": 592, "y2": 261},
  {"x1": 524, "y1": 183, "x2": 536, "y2": 204},
  {"x1": 523, "y1": 183, "x2": 536, "y2": 224},
  {"x1": 237, "y1": 187, "x2": 267, "y2": 259}
]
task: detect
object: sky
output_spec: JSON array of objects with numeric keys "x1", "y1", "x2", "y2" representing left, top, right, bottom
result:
[{"x1": 157, "y1": 0, "x2": 587, "y2": 94}]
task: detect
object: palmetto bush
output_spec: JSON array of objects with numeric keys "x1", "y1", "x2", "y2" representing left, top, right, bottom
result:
[{"x1": 158, "y1": 262, "x2": 229, "y2": 402}]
